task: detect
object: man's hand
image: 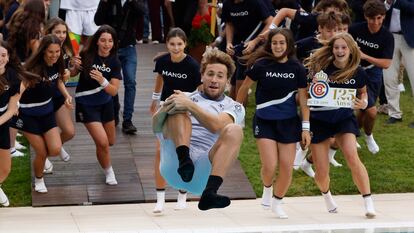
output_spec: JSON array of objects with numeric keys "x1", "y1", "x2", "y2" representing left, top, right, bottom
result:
[{"x1": 163, "y1": 90, "x2": 193, "y2": 115}]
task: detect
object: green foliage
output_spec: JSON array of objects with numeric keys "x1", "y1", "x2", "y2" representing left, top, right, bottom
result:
[
  {"x1": 188, "y1": 23, "x2": 215, "y2": 49},
  {"x1": 239, "y1": 80, "x2": 414, "y2": 197}
]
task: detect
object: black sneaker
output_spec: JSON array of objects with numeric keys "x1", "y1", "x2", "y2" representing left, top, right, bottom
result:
[
  {"x1": 385, "y1": 117, "x2": 402, "y2": 124},
  {"x1": 122, "y1": 120, "x2": 137, "y2": 134}
]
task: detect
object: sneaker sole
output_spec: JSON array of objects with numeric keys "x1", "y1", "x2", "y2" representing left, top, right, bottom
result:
[{"x1": 122, "y1": 129, "x2": 137, "y2": 134}]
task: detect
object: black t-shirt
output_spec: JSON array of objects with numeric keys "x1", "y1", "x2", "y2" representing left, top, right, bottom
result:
[
  {"x1": 154, "y1": 54, "x2": 201, "y2": 101},
  {"x1": 0, "y1": 68, "x2": 21, "y2": 117},
  {"x1": 310, "y1": 64, "x2": 368, "y2": 123},
  {"x1": 222, "y1": 0, "x2": 271, "y2": 44},
  {"x1": 296, "y1": 36, "x2": 322, "y2": 61},
  {"x1": 292, "y1": 11, "x2": 318, "y2": 41},
  {"x1": 349, "y1": 22, "x2": 394, "y2": 68},
  {"x1": 76, "y1": 54, "x2": 122, "y2": 105},
  {"x1": 246, "y1": 58, "x2": 307, "y2": 120}
]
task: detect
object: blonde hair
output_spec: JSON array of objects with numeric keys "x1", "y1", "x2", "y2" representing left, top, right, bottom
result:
[
  {"x1": 304, "y1": 33, "x2": 360, "y2": 83},
  {"x1": 201, "y1": 47, "x2": 235, "y2": 79}
]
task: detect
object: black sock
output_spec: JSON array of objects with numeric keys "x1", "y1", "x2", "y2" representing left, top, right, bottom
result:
[
  {"x1": 273, "y1": 195, "x2": 283, "y2": 200},
  {"x1": 176, "y1": 145, "x2": 194, "y2": 182},
  {"x1": 362, "y1": 193, "x2": 371, "y2": 198},
  {"x1": 198, "y1": 175, "x2": 230, "y2": 211}
]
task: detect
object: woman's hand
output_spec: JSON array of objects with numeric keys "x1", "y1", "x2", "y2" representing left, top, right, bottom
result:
[
  {"x1": 89, "y1": 69, "x2": 105, "y2": 85},
  {"x1": 150, "y1": 100, "x2": 159, "y2": 115},
  {"x1": 64, "y1": 95, "x2": 74, "y2": 109},
  {"x1": 301, "y1": 130, "x2": 311, "y2": 150},
  {"x1": 353, "y1": 97, "x2": 368, "y2": 110}
]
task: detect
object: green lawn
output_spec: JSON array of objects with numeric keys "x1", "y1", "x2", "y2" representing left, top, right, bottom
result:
[{"x1": 239, "y1": 80, "x2": 414, "y2": 197}]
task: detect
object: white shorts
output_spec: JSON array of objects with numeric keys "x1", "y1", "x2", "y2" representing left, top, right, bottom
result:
[
  {"x1": 65, "y1": 9, "x2": 99, "y2": 36},
  {"x1": 157, "y1": 134, "x2": 212, "y2": 195}
]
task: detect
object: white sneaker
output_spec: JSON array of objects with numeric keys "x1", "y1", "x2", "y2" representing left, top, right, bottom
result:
[
  {"x1": 34, "y1": 177, "x2": 48, "y2": 193},
  {"x1": 11, "y1": 148, "x2": 24, "y2": 157},
  {"x1": 151, "y1": 40, "x2": 159, "y2": 44},
  {"x1": 261, "y1": 186, "x2": 272, "y2": 209},
  {"x1": 15, "y1": 141, "x2": 26, "y2": 150},
  {"x1": 59, "y1": 147, "x2": 70, "y2": 162},
  {"x1": 0, "y1": 187, "x2": 10, "y2": 206},
  {"x1": 322, "y1": 191, "x2": 338, "y2": 213},
  {"x1": 364, "y1": 196, "x2": 376, "y2": 218},
  {"x1": 175, "y1": 191, "x2": 187, "y2": 210},
  {"x1": 43, "y1": 158, "x2": 53, "y2": 174},
  {"x1": 398, "y1": 83, "x2": 405, "y2": 92},
  {"x1": 16, "y1": 132, "x2": 22, "y2": 137},
  {"x1": 365, "y1": 134, "x2": 379, "y2": 154},
  {"x1": 293, "y1": 143, "x2": 307, "y2": 170},
  {"x1": 300, "y1": 159, "x2": 315, "y2": 178},
  {"x1": 356, "y1": 141, "x2": 361, "y2": 149},
  {"x1": 329, "y1": 148, "x2": 342, "y2": 167},
  {"x1": 271, "y1": 197, "x2": 288, "y2": 219},
  {"x1": 104, "y1": 166, "x2": 118, "y2": 185},
  {"x1": 153, "y1": 190, "x2": 165, "y2": 214}
]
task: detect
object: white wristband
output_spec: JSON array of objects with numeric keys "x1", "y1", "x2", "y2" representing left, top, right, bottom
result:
[
  {"x1": 302, "y1": 121, "x2": 310, "y2": 131},
  {"x1": 269, "y1": 23, "x2": 278, "y2": 30},
  {"x1": 152, "y1": 92, "x2": 161, "y2": 100},
  {"x1": 101, "y1": 79, "x2": 109, "y2": 88}
]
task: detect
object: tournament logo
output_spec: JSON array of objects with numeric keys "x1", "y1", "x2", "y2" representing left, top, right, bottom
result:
[
  {"x1": 309, "y1": 71, "x2": 329, "y2": 99},
  {"x1": 15, "y1": 118, "x2": 23, "y2": 129}
]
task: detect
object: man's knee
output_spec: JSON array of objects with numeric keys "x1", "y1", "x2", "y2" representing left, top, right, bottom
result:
[{"x1": 221, "y1": 124, "x2": 243, "y2": 144}]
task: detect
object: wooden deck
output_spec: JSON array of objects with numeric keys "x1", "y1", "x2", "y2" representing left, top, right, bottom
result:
[{"x1": 31, "y1": 44, "x2": 256, "y2": 207}]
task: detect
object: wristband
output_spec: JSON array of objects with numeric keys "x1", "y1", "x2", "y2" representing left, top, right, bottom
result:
[
  {"x1": 302, "y1": 121, "x2": 310, "y2": 131},
  {"x1": 269, "y1": 23, "x2": 278, "y2": 30},
  {"x1": 152, "y1": 92, "x2": 161, "y2": 100},
  {"x1": 101, "y1": 79, "x2": 109, "y2": 88}
]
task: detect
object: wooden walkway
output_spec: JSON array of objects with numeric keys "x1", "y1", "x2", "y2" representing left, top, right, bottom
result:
[{"x1": 31, "y1": 44, "x2": 256, "y2": 207}]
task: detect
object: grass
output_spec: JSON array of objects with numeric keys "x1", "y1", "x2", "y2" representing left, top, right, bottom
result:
[{"x1": 239, "y1": 79, "x2": 414, "y2": 197}]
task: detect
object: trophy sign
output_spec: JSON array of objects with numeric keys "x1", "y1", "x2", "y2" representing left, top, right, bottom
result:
[{"x1": 308, "y1": 70, "x2": 356, "y2": 108}]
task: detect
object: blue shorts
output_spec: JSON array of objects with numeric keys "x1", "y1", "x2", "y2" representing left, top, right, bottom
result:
[
  {"x1": 11, "y1": 112, "x2": 57, "y2": 135},
  {"x1": 53, "y1": 95, "x2": 65, "y2": 112},
  {"x1": 0, "y1": 123, "x2": 10, "y2": 149},
  {"x1": 75, "y1": 100, "x2": 114, "y2": 123},
  {"x1": 310, "y1": 115, "x2": 360, "y2": 143},
  {"x1": 159, "y1": 138, "x2": 211, "y2": 196},
  {"x1": 253, "y1": 114, "x2": 301, "y2": 143}
]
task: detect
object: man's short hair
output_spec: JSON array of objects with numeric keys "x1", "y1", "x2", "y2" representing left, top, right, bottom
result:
[
  {"x1": 317, "y1": 12, "x2": 341, "y2": 29},
  {"x1": 363, "y1": 0, "x2": 386, "y2": 17},
  {"x1": 200, "y1": 48, "x2": 236, "y2": 79}
]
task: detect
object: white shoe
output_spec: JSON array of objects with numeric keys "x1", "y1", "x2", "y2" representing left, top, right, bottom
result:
[
  {"x1": 261, "y1": 186, "x2": 272, "y2": 209},
  {"x1": 0, "y1": 187, "x2": 10, "y2": 206},
  {"x1": 365, "y1": 134, "x2": 379, "y2": 154},
  {"x1": 398, "y1": 83, "x2": 405, "y2": 92},
  {"x1": 364, "y1": 196, "x2": 376, "y2": 218},
  {"x1": 300, "y1": 159, "x2": 315, "y2": 178},
  {"x1": 293, "y1": 144, "x2": 307, "y2": 170},
  {"x1": 15, "y1": 141, "x2": 26, "y2": 150},
  {"x1": 356, "y1": 141, "x2": 361, "y2": 149},
  {"x1": 16, "y1": 132, "x2": 22, "y2": 137},
  {"x1": 43, "y1": 158, "x2": 53, "y2": 174},
  {"x1": 271, "y1": 197, "x2": 288, "y2": 219},
  {"x1": 151, "y1": 40, "x2": 159, "y2": 44},
  {"x1": 34, "y1": 177, "x2": 48, "y2": 193},
  {"x1": 104, "y1": 167, "x2": 118, "y2": 185},
  {"x1": 175, "y1": 191, "x2": 187, "y2": 210},
  {"x1": 153, "y1": 190, "x2": 165, "y2": 214},
  {"x1": 11, "y1": 148, "x2": 24, "y2": 157},
  {"x1": 59, "y1": 147, "x2": 70, "y2": 162},
  {"x1": 329, "y1": 148, "x2": 342, "y2": 167},
  {"x1": 322, "y1": 191, "x2": 338, "y2": 213}
]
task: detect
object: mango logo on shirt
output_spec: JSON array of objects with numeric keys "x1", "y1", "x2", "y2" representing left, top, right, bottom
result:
[
  {"x1": 356, "y1": 37, "x2": 379, "y2": 49},
  {"x1": 266, "y1": 72, "x2": 295, "y2": 79},
  {"x1": 48, "y1": 73, "x2": 59, "y2": 81},
  {"x1": 162, "y1": 70, "x2": 188, "y2": 79},
  {"x1": 230, "y1": 11, "x2": 249, "y2": 17},
  {"x1": 93, "y1": 64, "x2": 111, "y2": 73}
]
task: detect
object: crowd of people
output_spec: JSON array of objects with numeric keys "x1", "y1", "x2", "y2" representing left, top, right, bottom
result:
[{"x1": 0, "y1": 0, "x2": 413, "y2": 222}]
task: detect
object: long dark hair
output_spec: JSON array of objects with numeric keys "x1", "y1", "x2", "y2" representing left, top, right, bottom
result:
[
  {"x1": 80, "y1": 25, "x2": 118, "y2": 74},
  {"x1": 247, "y1": 28, "x2": 296, "y2": 67},
  {"x1": 0, "y1": 41, "x2": 27, "y2": 94},
  {"x1": 44, "y1": 17, "x2": 74, "y2": 57},
  {"x1": 7, "y1": 0, "x2": 45, "y2": 60},
  {"x1": 24, "y1": 34, "x2": 65, "y2": 88}
]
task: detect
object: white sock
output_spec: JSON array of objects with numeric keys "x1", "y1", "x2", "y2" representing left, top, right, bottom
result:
[
  {"x1": 43, "y1": 158, "x2": 53, "y2": 174},
  {"x1": 328, "y1": 148, "x2": 342, "y2": 167},
  {"x1": 34, "y1": 177, "x2": 48, "y2": 193},
  {"x1": 294, "y1": 143, "x2": 307, "y2": 170},
  {"x1": 15, "y1": 140, "x2": 26, "y2": 150},
  {"x1": 153, "y1": 190, "x2": 165, "y2": 213},
  {"x1": 356, "y1": 141, "x2": 361, "y2": 149},
  {"x1": 104, "y1": 166, "x2": 117, "y2": 185},
  {"x1": 322, "y1": 191, "x2": 338, "y2": 213},
  {"x1": 10, "y1": 147, "x2": 24, "y2": 157},
  {"x1": 364, "y1": 195, "x2": 376, "y2": 218},
  {"x1": 0, "y1": 185, "x2": 10, "y2": 207},
  {"x1": 175, "y1": 191, "x2": 187, "y2": 210},
  {"x1": 271, "y1": 197, "x2": 288, "y2": 219},
  {"x1": 365, "y1": 134, "x2": 379, "y2": 154},
  {"x1": 300, "y1": 158, "x2": 315, "y2": 178},
  {"x1": 60, "y1": 147, "x2": 70, "y2": 162},
  {"x1": 261, "y1": 186, "x2": 272, "y2": 209}
]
